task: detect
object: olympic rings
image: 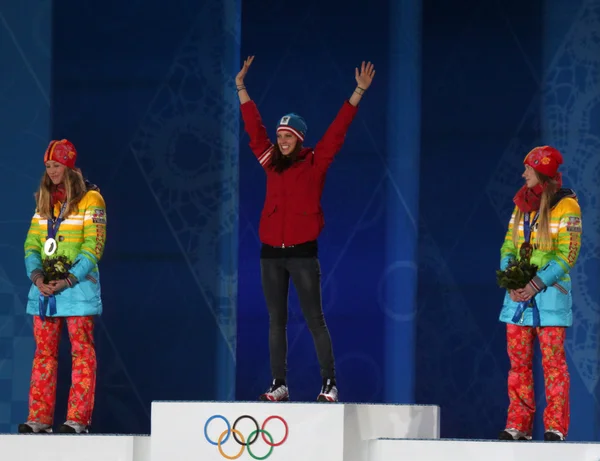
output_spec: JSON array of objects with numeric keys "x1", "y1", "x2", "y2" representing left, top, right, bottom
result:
[
  {"x1": 233, "y1": 415, "x2": 259, "y2": 446},
  {"x1": 261, "y1": 416, "x2": 288, "y2": 446},
  {"x1": 218, "y1": 428, "x2": 245, "y2": 460},
  {"x1": 247, "y1": 430, "x2": 273, "y2": 461},
  {"x1": 204, "y1": 414, "x2": 289, "y2": 460}
]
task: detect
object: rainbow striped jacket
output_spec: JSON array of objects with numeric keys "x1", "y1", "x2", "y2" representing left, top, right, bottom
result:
[
  {"x1": 498, "y1": 189, "x2": 582, "y2": 327},
  {"x1": 24, "y1": 188, "x2": 107, "y2": 317}
]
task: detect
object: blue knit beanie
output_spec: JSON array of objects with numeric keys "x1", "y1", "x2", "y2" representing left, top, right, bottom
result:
[{"x1": 276, "y1": 113, "x2": 307, "y2": 142}]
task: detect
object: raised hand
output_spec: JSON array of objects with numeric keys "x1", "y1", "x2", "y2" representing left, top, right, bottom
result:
[
  {"x1": 355, "y1": 61, "x2": 375, "y2": 90},
  {"x1": 349, "y1": 61, "x2": 375, "y2": 107},
  {"x1": 236, "y1": 56, "x2": 255, "y2": 86}
]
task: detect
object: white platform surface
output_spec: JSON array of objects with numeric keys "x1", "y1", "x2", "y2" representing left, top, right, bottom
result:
[
  {"x1": 151, "y1": 401, "x2": 440, "y2": 461},
  {"x1": 370, "y1": 438, "x2": 600, "y2": 461},
  {"x1": 342, "y1": 403, "x2": 440, "y2": 461},
  {"x1": 0, "y1": 434, "x2": 150, "y2": 461}
]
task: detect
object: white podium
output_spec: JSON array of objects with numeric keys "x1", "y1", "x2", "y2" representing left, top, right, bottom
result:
[
  {"x1": 150, "y1": 401, "x2": 440, "y2": 461},
  {"x1": 0, "y1": 434, "x2": 150, "y2": 461},
  {"x1": 368, "y1": 438, "x2": 600, "y2": 461},
  {"x1": 5, "y1": 401, "x2": 600, "y2": 461}
]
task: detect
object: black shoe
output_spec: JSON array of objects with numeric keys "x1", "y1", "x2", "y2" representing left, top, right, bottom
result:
[
  {"x1": 544, "y1": 430, "x2": 565, "y2": 441},
  {"x1": 18, "y1": 423, "x2": 33, "y2": 434},
  {"x1": 18, "y1": 422, "x2": 52, "y2": 434},
  {"x1": 58, "y1": 421, "x2": 89, "y2": 434},
  {"x1": 498, "y1": 429, "x2": 529, "y2": 440}
]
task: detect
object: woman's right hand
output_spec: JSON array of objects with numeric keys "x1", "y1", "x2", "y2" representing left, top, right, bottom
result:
[
  {"x1": 235, "y1": 56, "x2": 255, "y2": 86},
  {"x1": 35, "y1": 278, "x2": 54, "y2": 296},
  {"x1": 509, "y1": 289, "x2": 525, "y2": 302}
]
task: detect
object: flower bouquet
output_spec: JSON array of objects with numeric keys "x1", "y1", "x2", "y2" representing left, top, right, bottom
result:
[
  {"x1": 496, "y1": 243, "x2": 538, "y2": 290},
  {"x1": 42, "y1": 255, "x2": 73, "y2": 283}
]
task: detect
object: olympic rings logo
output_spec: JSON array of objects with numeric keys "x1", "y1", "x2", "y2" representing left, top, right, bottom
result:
[{"x1": 204, "y1": 414, "x2": 289, "y2": 460}]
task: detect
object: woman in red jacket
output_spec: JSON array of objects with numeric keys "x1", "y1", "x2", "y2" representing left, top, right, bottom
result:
[{"x1": 236, "y1": 56, "x2": 375, "y2": 402}]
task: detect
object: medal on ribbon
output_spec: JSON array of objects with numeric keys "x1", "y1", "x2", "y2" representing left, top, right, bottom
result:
[
  {"x1": 44, "y1": 238, "x2": 57, "y2": 256},
  {"x1": 45, "y1": 202, "x2": 67, "y2": 256}
]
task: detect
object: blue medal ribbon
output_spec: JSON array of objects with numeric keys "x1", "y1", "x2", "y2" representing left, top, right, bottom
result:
[
  {"x1": 38, "y1": 294, "x2": 57, "y2": 320},
  {"x1": 511, "y1": 211, "x2": 541, "y2": 327},
  {"x1": 512, "y1": 298, "x2": 541, "y2": 327},
  {"x1": 47, "y1": 202, "x2": 67, "y2": 243},
  {"x1": 522, "y1": 211, "x2": 539, "y2": 245},
  {"x1": 39, "y1": 202, "x2": 67, "y2": 320}
]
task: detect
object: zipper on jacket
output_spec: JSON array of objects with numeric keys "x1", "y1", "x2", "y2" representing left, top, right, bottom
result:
[{"x1": 281, "y1": 172, "x2": 287, "y2": 247}]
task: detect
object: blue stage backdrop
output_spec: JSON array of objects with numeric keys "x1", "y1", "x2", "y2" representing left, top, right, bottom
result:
[
  {"x1": 415, "y1": 0, "x2": 600, "y2": 441},
  {"x1": 540, "y1": 0, "x2": 600, "y2": 440},
  {"x1": 0, "y1": 0, "x2": 598, "y2": 441},
  {"x1": 237, "y1": 0, "x2": 600, "y2": 441},
  {"x1": 235, "y1": 0, "x2": 396, "y2": 404},
  {"x1": 50, "y1": 0, "x2": 241, "y2": 433},
  {"x1": 0, "y1": 0, "x2": 52, "y2": 434},
  {"x1": 0, "y1": 0, "x2": 240, "y2": 434}
]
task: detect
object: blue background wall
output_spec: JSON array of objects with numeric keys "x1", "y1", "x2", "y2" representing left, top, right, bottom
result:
[
  {"x1": 0, "y1": 0, "x2": 240, "y2": 434},
  {"x1": 0, "y1": 0, "x2": 599, "y2": 441},
  {"x1": 0, "y1": 0, "x2": 52, "y2": 435}
]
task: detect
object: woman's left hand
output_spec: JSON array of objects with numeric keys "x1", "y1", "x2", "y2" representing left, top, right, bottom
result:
[
  {"x1": 49, "y1": 279, "x2": 69, "y2": 293},
  {"x1": 355, "y1": 61, "x2": 376, "y2": 90},
  {"x1": 516, "y1": 283, "x2": 537, "y2": 302}
]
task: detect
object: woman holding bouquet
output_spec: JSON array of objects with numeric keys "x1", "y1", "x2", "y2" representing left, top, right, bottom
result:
[
  {"x1": 497, "y1": 146, "x2": 582, "y2": 441},
  {"x1": 18, "y1": 139, "x2": 107, "y2": 434}
]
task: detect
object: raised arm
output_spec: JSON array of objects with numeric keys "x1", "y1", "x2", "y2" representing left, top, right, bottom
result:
[
  {"x1": 313, "y1": 61, "x2": 375, "y2": 171},
  {"x1": 236, "y1": 56, "x2": 253, "y2": 105},
  {"x1": 236, "y1": 56, "x2": 274, "y2": 168}
]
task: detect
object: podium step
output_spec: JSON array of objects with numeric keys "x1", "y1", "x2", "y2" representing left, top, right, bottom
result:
[
  {"x1": 0, "y1": 434, "x2": 150, "y2": 461},
  {"x1": 151, "y1": 400, "x2": 440, "y2": 461},
  {"x1": 369, "y1": 438, "x2": 600, "y2": 461}
]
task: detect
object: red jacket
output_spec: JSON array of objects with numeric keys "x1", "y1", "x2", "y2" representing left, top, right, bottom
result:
[{"x1": 240, "y1": 100, "x2": 358, "y2": 247}]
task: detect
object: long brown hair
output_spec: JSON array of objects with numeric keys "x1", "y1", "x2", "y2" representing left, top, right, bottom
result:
[
  {"x1": 35, "y1": 167, "x2": 87, "y2": 218},
  {"x1": 269, "y1": 143, "x2": 304, "y2": 173},
  {"x1": 512, "y1": 171, "x2": 559, "y2": 252}
]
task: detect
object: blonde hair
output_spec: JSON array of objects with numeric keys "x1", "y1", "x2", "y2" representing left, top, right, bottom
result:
[
  {"x1": 512, "y1": 172, "x2": 559, "y2": 253},
  {"x1": 35, "y1": 167, "x2": 87, "y2": 218}
]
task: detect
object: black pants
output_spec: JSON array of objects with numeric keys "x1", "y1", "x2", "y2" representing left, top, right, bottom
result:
[{"x1": 260, "y1": 256, "x2": 336, "y2": 380}]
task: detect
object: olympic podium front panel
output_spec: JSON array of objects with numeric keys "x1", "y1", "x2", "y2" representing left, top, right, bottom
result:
[
  {"x1": 151, "y1": 401, "x2": 344, "y2": 461},
  {"x1": 150, "y1": 401, "x2": 440, "y2": 461}
]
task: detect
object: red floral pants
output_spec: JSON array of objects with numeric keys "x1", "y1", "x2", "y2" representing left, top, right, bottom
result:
[
  {"x1": 505, "y1": 324, "x2": 570, "y2": 436},
  {"x1": 27, "y1": 316, "x2": 97, "y2": 426}
]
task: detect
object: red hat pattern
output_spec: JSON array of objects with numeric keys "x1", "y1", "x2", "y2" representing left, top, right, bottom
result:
[
  {"x1": 523, "y1": 145, "x2": 563, "y2": 178},
  {"x1": 44, "y1": 139, "x2": 77, "y2": 169}
]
